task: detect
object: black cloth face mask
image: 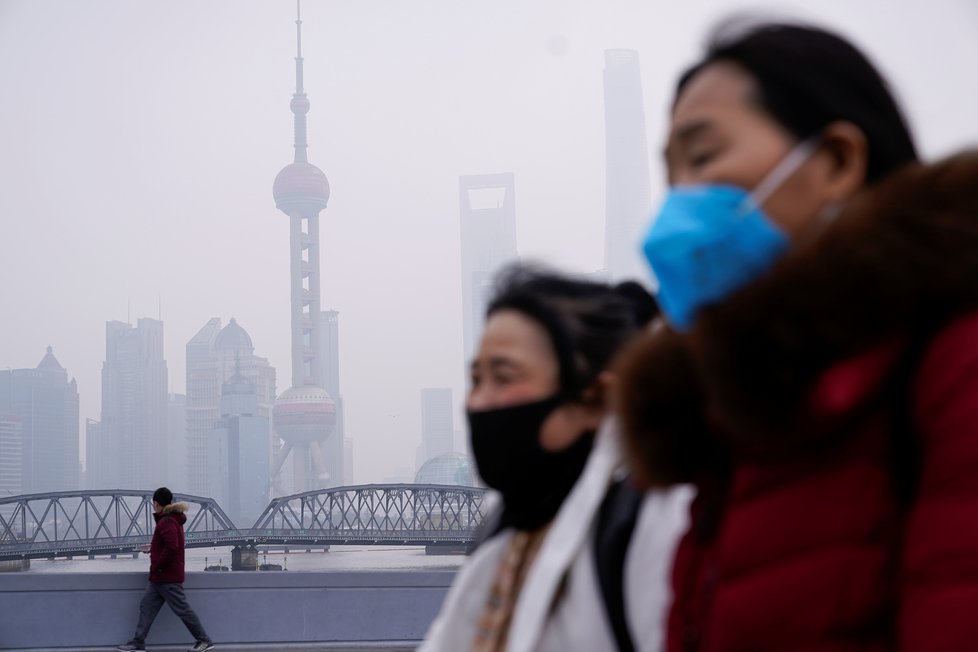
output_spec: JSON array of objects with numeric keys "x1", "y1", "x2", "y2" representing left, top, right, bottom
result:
[{"x1": 468, "y1": 393, "x2": 596, "y2": 531}]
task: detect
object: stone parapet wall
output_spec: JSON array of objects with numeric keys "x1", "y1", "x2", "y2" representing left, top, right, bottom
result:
[{"x1": 0, "y1": 571, "x2": 454, "y2": 650}]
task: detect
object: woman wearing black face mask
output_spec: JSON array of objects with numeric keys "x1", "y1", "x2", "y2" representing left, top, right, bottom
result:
[{"x1": 421, "y1": 265, "x2": 693, "y2": 652}]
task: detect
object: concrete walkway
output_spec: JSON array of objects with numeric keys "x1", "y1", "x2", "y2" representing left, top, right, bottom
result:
[{"x1": 25, "y1": 644, "x2": 417, "y2": 652}]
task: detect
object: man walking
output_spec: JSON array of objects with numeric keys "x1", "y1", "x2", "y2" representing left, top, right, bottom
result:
[{"x1": 118, "y1": 487, "x2": 215, "y2": 652}]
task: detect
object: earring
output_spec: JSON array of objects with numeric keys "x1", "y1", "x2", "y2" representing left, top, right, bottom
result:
[{"x1": 818, "y1": 200, "x2": 844, "y2": 225}]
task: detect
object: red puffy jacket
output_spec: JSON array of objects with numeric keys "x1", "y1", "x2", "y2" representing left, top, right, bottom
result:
[
  {"x1": 150, "y1": 502, "x2": 188, "y2": 583},
  {"x1": 668, "y1": 310, "x2": 978, "y2": 652},
  {"x1": 611, "y1": 154, "x2": 978, "y2": 652}
]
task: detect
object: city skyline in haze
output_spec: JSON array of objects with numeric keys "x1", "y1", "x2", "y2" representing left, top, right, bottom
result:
[{"x1": 2, "y1": 0, "x2": 977, "y2": 485}]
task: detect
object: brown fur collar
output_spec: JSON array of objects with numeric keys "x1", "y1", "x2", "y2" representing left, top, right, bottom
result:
[
  {"x1": 617, "y1": 150, "x2": 978, "y2": 485},
  {"x1": 161, "y1": 502, "x2": 188, "y2": 515}
]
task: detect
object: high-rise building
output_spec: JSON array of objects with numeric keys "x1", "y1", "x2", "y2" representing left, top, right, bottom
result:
[
  {"x1": 271, "y1": 5, "x2": 337, "y2": 494},
  {"x1": 207, "y1": 367, "x2": 270, "y2": 525},
  {"x1": 603, "y1": 49, "x2": 652, "y2": 282},
  {"x1": 318, "y1": 309, "x2": 346, "y2": 486},
  {"x1": 186, "y1": 317, "x2": 221, "y2": 493},
  {"x1": 166, "y1": 394, "x2": 188, "y2": 492},
  {"x1": 84, "y1": 418, "x2": 100, "y2": 490},
  {"x1": 319, "y1": 311, "x2": 340, "y2": 397},
  {"x1": 343, "y1": 436, "x2": 354, "y2": 486},
  {"x1": 94, "y1": 319, "x2": 168, "y2": 490},
  {"x1": 0, "y1": 347, "x2": 80, "y2": 493},
  {"x1": 420, "y1": 388, "x2": 454, "y2": 465},
  {"x1": 185, "y1": 318, "x2": 275, "y2": 497},
  {"x1": 459, "y1": 173, "x2": 519, "y2": 367},
  {"x1": 0, "y1": 415, "x2": 23, "y2": 497}
]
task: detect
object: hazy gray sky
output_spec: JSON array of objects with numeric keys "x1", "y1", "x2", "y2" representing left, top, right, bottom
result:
[{"x1": 2, "y1": 0, "x2": 976, "y2": 484}]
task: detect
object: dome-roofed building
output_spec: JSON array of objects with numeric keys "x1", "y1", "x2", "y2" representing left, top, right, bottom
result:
[
  {"x1": 222, "y1": 370, "x2": 256, "y2": 398},
  {"x1": 214, "y1": 317, "x2": 254, "y2": 352},
  {"x1": 185, "y1": 317, "x2": 276, "y2": 497},
  {"x1": 210, "y1": 358, "x2": 269, "y2": 524},
  {"x1": 415, "y1": 452, "x2": 478, "y2": 487}
]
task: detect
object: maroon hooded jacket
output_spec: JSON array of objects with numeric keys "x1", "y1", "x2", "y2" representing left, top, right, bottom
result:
[{"x1": 150, "y1": 502, "x2": 188, "y2": 583}]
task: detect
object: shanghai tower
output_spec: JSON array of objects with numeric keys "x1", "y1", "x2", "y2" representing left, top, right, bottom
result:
[
  {"x1": 270, "y1": 1, "x2": 337, "y2": 493},
  {"x1": 603, "y1": 49, "x2": 652, "y2": 282}
]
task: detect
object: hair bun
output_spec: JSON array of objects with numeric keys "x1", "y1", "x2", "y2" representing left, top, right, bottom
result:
[{"x1": 614, "y1": 280, "x2": 659, "y2": 327}]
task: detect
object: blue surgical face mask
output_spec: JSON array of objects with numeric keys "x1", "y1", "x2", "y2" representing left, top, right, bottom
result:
[{"x1": 642, "y1": 140, "x2": 817, "y2": 331}]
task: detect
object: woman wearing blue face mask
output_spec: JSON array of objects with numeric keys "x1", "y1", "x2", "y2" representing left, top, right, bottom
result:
[
  {"x1": 617, "y1": 19, "x2": 978, "y2": 652},
  {"x1": 421, "y1": 265, "x2": 692, "y2": 652}
]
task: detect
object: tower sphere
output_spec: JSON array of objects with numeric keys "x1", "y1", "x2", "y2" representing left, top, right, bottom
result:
[
  {"x1": 290, "y1": 95, "x2": 311, "y2": 115},
  {"x1": 273, "y1": 385, "x2": 336, "y2": 445},
  {"x1": 273, "y1": 162, "x2": 330, "y2": 215}
]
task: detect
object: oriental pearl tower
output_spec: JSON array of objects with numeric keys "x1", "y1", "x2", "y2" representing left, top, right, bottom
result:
[{"x1": 271, "y1": 0, "x2": 337, "y2": 493}]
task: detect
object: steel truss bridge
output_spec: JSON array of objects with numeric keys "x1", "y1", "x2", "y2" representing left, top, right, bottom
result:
[{"x1": 0, "y1": 484, "x2": 487, "y2": 562}]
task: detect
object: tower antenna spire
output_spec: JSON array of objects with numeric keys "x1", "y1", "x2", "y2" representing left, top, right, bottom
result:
[
  {"x1": 295, "y1": 0, "x2": 302, "y2": 67},
  {"x1": 290, "y1": 0, "x2": 309, "y2": 163},
  {"x1": 296, "y1": 0, "x2": 303, "y2": 92}
]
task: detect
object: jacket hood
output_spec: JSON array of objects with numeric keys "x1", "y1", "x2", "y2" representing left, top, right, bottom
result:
[
  {"x1": 617, "y1": 150, "x2": 978, "y2": 485},
  {"x1": 162, "y1": 501, "x2": 189, "y2": 514},
  {"x1": 156, "y1": 501, "x2": 189, "y2": 524}
]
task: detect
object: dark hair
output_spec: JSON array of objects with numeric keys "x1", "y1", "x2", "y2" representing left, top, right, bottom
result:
[
  {"x1": 486, "y1": 265, "x2": 657, "y2": 396},
  {"x1": 677, "y1": 19, "x2": 918, "y2": 183},
  {"x1": 153, "y1": 487, "x2": 173, "y2": 506}
]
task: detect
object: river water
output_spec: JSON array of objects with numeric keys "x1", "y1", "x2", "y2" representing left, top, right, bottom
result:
[{"x1": 19, "y1": 545, "x2": 466, "y2": 574}]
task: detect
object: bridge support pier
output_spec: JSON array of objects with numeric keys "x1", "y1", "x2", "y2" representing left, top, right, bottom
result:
[
  {"x1": 232, "y1": 545, "x2": 258, "y2": 571},
  {"x1": 425, "y1": 543, "x2": 468, "y2": 556},
  {"x1": 0, "y1": 559, "x2": 29, "y2": 572}
]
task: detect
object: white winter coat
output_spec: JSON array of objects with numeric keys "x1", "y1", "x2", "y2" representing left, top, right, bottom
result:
[{"x1": 419, "y1": 420, "x2": 693, "y2": 652}]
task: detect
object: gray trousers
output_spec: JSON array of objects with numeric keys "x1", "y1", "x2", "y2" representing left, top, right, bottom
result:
[{"x1": 129, "y1": 581, "x2": 210, "y2": 645}]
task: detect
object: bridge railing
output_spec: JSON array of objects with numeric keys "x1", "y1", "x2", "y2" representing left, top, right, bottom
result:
[
  {"x1": 253, "y1": 484, "x2": 488, "y2": 533},
  {"x1": 0, "y1": 490, "x2": 236, "y2": 561},
  {"x1": 0, "y1": 484, "x2": 488, "y2": 561}
]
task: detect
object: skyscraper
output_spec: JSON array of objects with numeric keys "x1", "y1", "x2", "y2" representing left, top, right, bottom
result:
[
  {"x1": 0, "y1": 347, "x2": 80, "y2": 493},
  {"x1": 420, "y1": 388, "x2": 454, "y2": 465},
  {"x1": 94, "y1": 319, "x2": 167, "y2": 490},
  {"x1": 343, "y1": 436, "x2": 354, "y2": 486},
  {"x1": 0, "y1": 415, "x2": 23, "y2": 496},
  {"x1": 166, "y1": 393, "x2": 188, "y2": 492},
  {"x1": 84, "y1": 418, "x2": 100, "y2": 490},
  {"x1": 185, "y1": 318, "x2": 275, "y2": 497},
  {"x1": 603, "y1": 49, "x2": 652, "y2": 282},
  {"x1": 318, "y1": 309, "x2": 346, "y2": 487},
  {"x1": 458, "y1": 173, "x2": 518, "y2": 367},
  {"x1": 207, "y1": 366, "x2": 270, "y2": 524},
  {"x1": 186, "y1": 317, "x2": 221, "y2": 493},
  {"x1": 271, "y1": 4, "x2": 337, "y2": 493}
]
